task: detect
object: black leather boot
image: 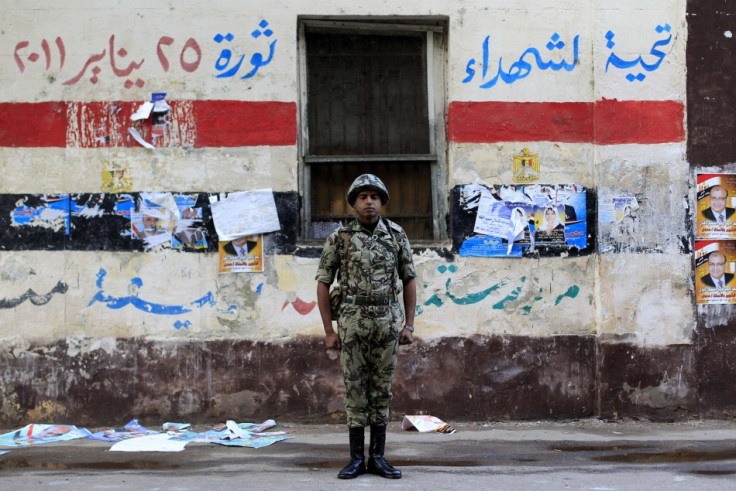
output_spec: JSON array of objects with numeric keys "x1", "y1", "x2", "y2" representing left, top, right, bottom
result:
[
  {"x1": 367, "y1": 424, "x2": 402, "y2": 479},
  {"x1": 337, "y1": 426, "x2": 366, "y2": 479}
]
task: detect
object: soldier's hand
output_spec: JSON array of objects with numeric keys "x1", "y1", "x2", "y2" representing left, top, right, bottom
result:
[
  {"x1": 325, "y1": 330, "x2": 341, "y2": 350},
  {"x1": 399, "y1": 328, "x2": 414, "y2": 345}
]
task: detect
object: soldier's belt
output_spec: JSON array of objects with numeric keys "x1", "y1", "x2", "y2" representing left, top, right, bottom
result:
[{"x1": 343, "y1": 295, "x2": 396, "y2": 306}]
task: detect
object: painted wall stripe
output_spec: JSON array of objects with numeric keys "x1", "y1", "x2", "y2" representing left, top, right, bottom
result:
[
  {"x1": 449, "y1": 100, "x2": 685, "y2": 144},
  {"x1": 2, "y1": 100, "x2": 682, "y2": 147},
  {"x1": 1, "y1": 101, "x2": 296, "y2": 148},
  {"x1": 0, "y1": 102, "x2": 67, "y2": 147}
]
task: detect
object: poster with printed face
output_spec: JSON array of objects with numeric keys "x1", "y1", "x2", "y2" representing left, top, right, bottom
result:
[
  {"x1": 219, "y1": 234, "x2": 264, "y2": 273},
  {"x1": 459, "y1": 183, "x2": 586, "y2": 257},
  {"x1": 695, "y1": 240, "x2": 736, "y2": 304},
  {"x1": 696, "y1": 174, "x2": 736, "y2": 239}
]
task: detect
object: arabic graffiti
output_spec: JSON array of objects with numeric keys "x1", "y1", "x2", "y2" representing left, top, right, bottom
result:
[
  {"x1": 605, "y1": 24, "x2": 672, "y2": 82},
  {"x1": 0, "y1": 281, "x2": 68, "y2": 309},
  {"x1": 87, "y1": 268, "x2": 237, "y2": 329},
  {"x1": 417, "y1": 265, "x2": 579, "y2": 316},
  {"x1": 14, "y1": 37, "x2": 65, "y2": 73},
  {"x1": 13, "y1": 19, "x2": 275, "y2": 88},
  {"x1": 214, "y1": 20, "x2": 277, "y2": 79},
  {"x1": 463, "y1": 32, "x2": 579, "y2": 89}
]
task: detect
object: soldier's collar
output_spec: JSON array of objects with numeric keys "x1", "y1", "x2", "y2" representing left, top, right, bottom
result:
[{"x1": 351, "y1": 217, "x2": 388, "y2": 235}]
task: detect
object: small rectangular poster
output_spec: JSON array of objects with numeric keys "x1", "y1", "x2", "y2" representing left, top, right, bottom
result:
[
  {"x1": 219, "y1": 234, "x2": 264, "y2": 273},
  {"x1": 695, "y1": 240, "x2": 736, "y2": 304},
  {"x1": 696, "y1": 173, "x2": 736, "y2": 239}
]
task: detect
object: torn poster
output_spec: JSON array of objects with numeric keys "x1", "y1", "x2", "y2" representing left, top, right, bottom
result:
[
  {"x1": 86, "y1": 419, "x2": 159, "y2": 442},
  {"x1": 696, "y1": 173, "x2": 736, "y2": 239},
  {"x1": 131, "y1": 192, "x2": 179, "y2": 249},
  {"x1": 460, "y1": 183, "x2": 587, "y2": 257},
  {"x1": 599, "y1": 196, "x2": 639, "y2": 224},
  {"x1": 162, "y1": 422, "x2": 191, "y2": 431},
  {"x1": 695, "y1": 240, "x2": 736, "y2": 305},
  {"x1": 0, "y1": 424, "x2": 91, "y2": 447},
  {"x1": 127, "y1": 127, "x2": 155, "y2": 150},
  {"x1": 219, "y1": 234, "x2": 264, "y2": 273},
  {"x1": 172, "y1": 194, "x2": 208, "y2": 250},
  {"x1": 151, "y1": 93, "x2": 170, "y2": 139},
  {"x1": 402, "y1": 415, "x2": 456, "y2": 434},
  {"x1": 209, "y1": 189, "x2": 280, "y2": 240},
  {"x1": 11, "y1": 194, "x2": 70, "y2": 235},
  {"x1": 130, "y1": 101, "x2": 153, "y2": 121}
]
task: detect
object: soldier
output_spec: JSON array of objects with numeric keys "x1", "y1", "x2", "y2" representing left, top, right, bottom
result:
[{"x1": 316, "y1": 174, "x2": 417, "y2": 480}]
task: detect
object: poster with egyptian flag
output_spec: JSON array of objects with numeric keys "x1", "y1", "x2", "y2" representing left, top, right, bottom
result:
[
  {"x1": 695, "y1": 240, "x2": 736, "y2": 304},
  {"x1": 696, "y1": 173, "x2": 736, "y2": 239}
]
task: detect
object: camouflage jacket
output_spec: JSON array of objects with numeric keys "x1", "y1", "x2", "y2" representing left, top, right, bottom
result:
[{"x1": 315, "y1": 217, "x2": 416, "y2": 297}]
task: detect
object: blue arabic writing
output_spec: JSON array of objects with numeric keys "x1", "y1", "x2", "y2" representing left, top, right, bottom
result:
[
  {"x1": 604, "y1": 24, "x2": 672, "y2": 82},
  {"x1": 89, "y1": 268, "x2": 215, "y2": 315},
  {"x1": 463, "y1": 32, "x2": 579, "y2": 88},
  {"x1": 214, "y1": 20, "x2": 276, "y2": 79}
]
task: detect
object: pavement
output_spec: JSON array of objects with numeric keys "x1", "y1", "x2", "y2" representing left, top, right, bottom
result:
[{"x1": 2, "y1": 419, "x2": 736, "y2": 490}]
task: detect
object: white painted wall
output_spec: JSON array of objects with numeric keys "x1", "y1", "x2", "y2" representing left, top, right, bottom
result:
[{"x1": 0, "y1": 0, "x2": 692, "y2": 346}]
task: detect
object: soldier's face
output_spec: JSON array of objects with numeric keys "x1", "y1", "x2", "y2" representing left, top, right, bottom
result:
[{"x1": 354, "y1": 190, "x2": 382, "y2": 224}]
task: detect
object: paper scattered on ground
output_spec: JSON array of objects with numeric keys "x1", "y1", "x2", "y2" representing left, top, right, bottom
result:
[
  {"x1": 87, "y1": 419, "x2": 158, "y2": 442},
  {"x1": 0, "y1": 419, "x2": 290, "y2": 451},
  {"x1": 162, "y1": 422, "x2": 191, "y2": 431},
  {"x1": 402, "y1": 415, "x2": 457, "y2": 434},
  {"x1": 109, "y1": 433, "x2": 189, "y2": 452},
  {"x1": 169, "y1": 420, "x2": 291, "y2": 449}
]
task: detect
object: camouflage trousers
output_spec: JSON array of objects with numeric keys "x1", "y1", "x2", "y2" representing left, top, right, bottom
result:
[{"x1": 338, "y1": 301, "x2": 403, "y2": 428}]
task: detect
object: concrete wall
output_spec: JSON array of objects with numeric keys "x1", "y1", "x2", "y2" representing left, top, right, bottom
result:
[{"x1": 0, "y1": 0, "x2": 726, "y2": 426}]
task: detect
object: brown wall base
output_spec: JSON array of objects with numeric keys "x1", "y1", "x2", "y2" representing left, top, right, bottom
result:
[{"x1": 1, "y1": 333, "x2": 733, "y2": 427}]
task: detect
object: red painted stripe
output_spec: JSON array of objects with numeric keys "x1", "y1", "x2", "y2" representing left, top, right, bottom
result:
[
  {"x1": 449, "y1": 100, "x2": 685, "y2": 144},
  {"x1": 193, "y1": 101, "x2": 296, "y2": 146},
  {"x1": 449, "y1": 101, "x2": 594, "y2": 143},
  {"x1": 3, "y1": 99, "x2": 681, "y2": 147},
  {"x1": 0, "y1": 102, "x2": 67, "y2": 147},
  {"x1": 0, "y1": 100, "x2": 296, "y2": 148},
  {"x1": 593, "y1": 99, "x2": 685, "y2": 144}
]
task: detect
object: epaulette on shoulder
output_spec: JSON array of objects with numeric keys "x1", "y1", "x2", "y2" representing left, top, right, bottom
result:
[{"x1": 385, "y1": 219, "x2": 404, "y2": 234}]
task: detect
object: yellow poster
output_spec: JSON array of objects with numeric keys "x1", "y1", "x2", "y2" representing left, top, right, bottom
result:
[
  {"x1": 695, "y1": 240, "x2": 736, "y2": 304},
  {"x1": 219, "y1": 234, "x2": 264, "y2": 273},
  {"x1": 696, "y1": 173, "x2": 736, "y2": 239}
]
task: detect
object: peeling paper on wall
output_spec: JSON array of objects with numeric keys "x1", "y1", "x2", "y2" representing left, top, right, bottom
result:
[
  {"x1": 127, "y1": 127, "x2": 154, "y2": 150},
  {"x1": 209, "y1": 189, "x2": 280, "y2": 240},
  {"x1": 11, "y1": 195, "x2": 70, "y2": 234}
]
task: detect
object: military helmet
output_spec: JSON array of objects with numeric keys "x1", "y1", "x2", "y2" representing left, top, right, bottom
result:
[{"x1": 346, "y1": 174, "x2": 390, "y2": 206}]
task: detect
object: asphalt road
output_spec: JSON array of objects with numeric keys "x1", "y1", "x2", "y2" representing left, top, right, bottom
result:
[{"x1": 2, "y1": 419, "x2": 736, "y2": 490}]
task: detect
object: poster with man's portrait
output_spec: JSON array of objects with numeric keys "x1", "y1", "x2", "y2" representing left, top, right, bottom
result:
[
  {"x1": 219, "y1": 234, "x2": 264, "y2": 273},
  {"x1": 696, "y1": 173, "x2": 736, "y2": 239},
  {"x1": 695, "y1": 240, "x2": 736, "y2": 304}
]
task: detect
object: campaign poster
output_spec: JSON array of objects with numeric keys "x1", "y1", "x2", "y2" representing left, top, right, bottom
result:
[
  {"x1": 171, "y1": 194, "x2": 208, "y2": 250},
  {"x1": 695, "y1": 240, "x2": 736, "y2": 304},
  {"x1": 219, "y1": 234, "x2": 264, "y2": 273},
  {"x1": 696, "y1": 173, "x2": 736, "y2": 239},
  {"x1": 459, "y1": 183, "x2": 587, "y2": 257}
]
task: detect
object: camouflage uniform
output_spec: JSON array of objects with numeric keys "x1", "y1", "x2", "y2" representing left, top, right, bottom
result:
[{"x1": 316, "y1": 217, "x2": 416, "y2": 428}]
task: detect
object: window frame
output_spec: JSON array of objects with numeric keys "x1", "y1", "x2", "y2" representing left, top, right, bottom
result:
[{"x1": 297, "y1": 16, "x2": 449, "y2": 244}]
